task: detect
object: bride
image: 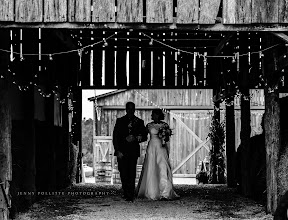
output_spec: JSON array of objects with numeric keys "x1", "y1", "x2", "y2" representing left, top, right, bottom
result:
[{"x1": 136, "y1": 109, "x2": 179, "y2": 200}]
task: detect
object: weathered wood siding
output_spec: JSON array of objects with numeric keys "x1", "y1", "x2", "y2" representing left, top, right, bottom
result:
[
  {"x1": 176, "y1": 0, "x2": 198, "y2": 24},
  {"x1": 251, "y1": 0, "x2": 278, "y2": 23},
  {"x1": 96, "y1": 89, "x2": 214, "y2": 106},
  {"x1": 2, "y1": 0, "x2": 286, "y2": 24},
  {"x1": 44, "y1": 0, "x2": 67, "y2": 22},
  {"x1": 117, "y1": 0, "x2": 143, "y2": 22},
  {"x1": 199, "y1": 0, "x2": 221, "y2": 24},
  {"x1": 92, "y1": 0, "x2": 115, "y2": 22},
  {"x1": 146, "y1": 0, "x2": 173, "y2": 23},
  {"x1": 15, "y1": 0, "x2": 43, "y2": 22},
  {"x1": 68, "y1": 0, "x2": 91, "y2": 22},
  {"x1": 223, "y1": 0, "x2": 252, "y2": 24},
  {"x1": 0, "y1": 0, "x2": 14, "y2": 21}
]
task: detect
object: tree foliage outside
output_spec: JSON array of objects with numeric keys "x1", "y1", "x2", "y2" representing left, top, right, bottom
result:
[
  {"x1": 82, "y1": 118, "x2": 93, "y2": 167},
  {"x1": 208, "y1": 116, "x2": 226, "y2": 184}
]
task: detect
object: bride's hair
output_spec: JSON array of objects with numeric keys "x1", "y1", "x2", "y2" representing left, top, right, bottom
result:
[{"x1": 152, "y1": 109, "x2": 165, "y2": 120}]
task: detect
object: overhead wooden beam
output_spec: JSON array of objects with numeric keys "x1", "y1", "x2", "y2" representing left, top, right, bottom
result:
[{"x1": 2, "y1": 23, "x2": 288, "y2": 31}]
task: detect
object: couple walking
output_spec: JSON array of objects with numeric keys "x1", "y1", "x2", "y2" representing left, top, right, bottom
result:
[{"x1": 113, "y1": 101, "x2": 179, "y2": 202}]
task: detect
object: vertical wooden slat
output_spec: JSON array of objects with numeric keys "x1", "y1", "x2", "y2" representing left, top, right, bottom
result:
[
  {"x1": 152, "y1": 49, "x2": 163, "y2": 86},
  {"x1": 68, "y1": 0, "x2": 91, "y2": 22},
  {"x1": 129, "y1": 47, "x2": 139, "y2": 86},
  {"x1": 117, "y1": 0, "x2": 143, "y2": 22},
  {"x1": 116, "y1": 48, "x2": 127, "y2": 87},
  {"x1": 176, "y1": 0, "x2": 198, "y2": 24},
  {"x1": 146, "y1": 0, "x2": 173, "y2": 23},
  {"x1": 44, "y1": 0, "x2": 67, "y2": 22},
  {"x1": 141, "y1": 48, "x2": 151, "y2": 86},
  {"x1": 105, "y1": 47, "x2": 115, "y2": 87},
  {"x1": 93, "y1": 46, "x2": 103, "y2": 87},
  {"x1": 0, "y1": 0, "x2": 14, "y2": 21},
  {"x1": 223, "y1": 0, "x2": 252, "y2": 24},
  {"x1": 252, "y1": 0, "x2": 278, "y2": 23},
  {"x1": 165, "y1": 49, "x2": 175, "y2": 86},
  {"x1": 279, "y1": 0, "x2": 288, "y2": 23},
  {"x1": 92, "y1": 0, "x2": 115, "y2": 22},
  {"x1": 15, "y1": 0, "x2": 43, "y2": 22},
  {"x1": 199, "y1": 0, "x2": 221, "y2": 24}
]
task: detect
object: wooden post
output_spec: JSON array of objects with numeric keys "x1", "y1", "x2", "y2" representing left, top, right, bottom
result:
[
  {"x1": 225, "y1": 95, "x2": 236, "y2": 187},
  {"x1": 239, "y1": 33, "x2": 251, "y2": 196},
  {"x1": 0, "y1": 29, "x2": 12, "y2": 220},
  {"x1": 263, "y1": 33, "x2": 281, "y2": 214}
]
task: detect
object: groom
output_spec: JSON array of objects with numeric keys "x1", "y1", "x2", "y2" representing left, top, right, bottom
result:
[{"x1": 112, "y1": 101, "x2": 147, "y2": 201}]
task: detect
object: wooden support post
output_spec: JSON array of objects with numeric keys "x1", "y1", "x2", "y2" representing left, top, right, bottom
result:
[
  {"x1": 263, "y1": 33, "x2": 281, "y2": 214},
  {"x1": 225, "y1": 95, "x2": 236, "y2": 187},
  {"x1": 21, "y1": 29, "x2": 37, "y2": 207},
  {"x1": 239, "y1": 34, "x2": 251, "y2": 196},
  {"x1": 0, "y1": 29, "x2": 12, "y2": 220}
]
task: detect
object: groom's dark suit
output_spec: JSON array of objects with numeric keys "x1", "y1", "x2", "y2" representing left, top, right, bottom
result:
[{"x1": 113, "y1": 115, "x2": 147, "y2": 200}]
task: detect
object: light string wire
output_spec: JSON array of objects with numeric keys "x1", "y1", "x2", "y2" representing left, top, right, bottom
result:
[
  {"x1": 0, "y1": 31, "x2": 281, "y2": 59},
  {"x1": 0, "y1": 33, "x2": 117, "y2": 101},
  {"x1": 0, "y1": 32, "x2": 117, "y2": 57},
  {"x1": 141, "y1": 32, "x2": 282, "y2": 59}
]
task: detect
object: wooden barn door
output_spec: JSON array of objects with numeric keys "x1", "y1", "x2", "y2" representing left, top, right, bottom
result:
[
  {"x1": 93, "y1": 136, "x2": 114, "y2": 184},
  {"x1": 169, "y1": 111, "x2": 211, "y2": 176}
]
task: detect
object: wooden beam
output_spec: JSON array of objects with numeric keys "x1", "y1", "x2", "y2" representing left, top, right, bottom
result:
[
  {"x1": 97, "y1": 105, "x2": 265, "y2": 110},
  {"x1": 2, "y1": 22, "x2": 288, "y2": 31},
  {"x1": 225, "y1": 96, "x2": 236, "y2": 187},
  {"x1": 263, "y1": 34, "x2": 281, "y2": 214},
  {"x1": 0, "y1": 29, "x2": 11, "y2": 220}
]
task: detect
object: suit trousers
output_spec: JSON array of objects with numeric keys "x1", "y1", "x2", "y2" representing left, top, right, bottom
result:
[{"x1": 117, "y1": 156, "x2": 138, "y2": 199}]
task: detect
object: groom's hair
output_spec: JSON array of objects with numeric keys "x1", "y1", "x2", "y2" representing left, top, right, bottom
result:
[{"x1": 126, "y1": 101, "x2": 135, "y2": 109}]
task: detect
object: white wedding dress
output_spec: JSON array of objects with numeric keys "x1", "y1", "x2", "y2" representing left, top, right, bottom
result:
[{"x1": 136, "y1": 122, "x2": 179, "y2": 200}]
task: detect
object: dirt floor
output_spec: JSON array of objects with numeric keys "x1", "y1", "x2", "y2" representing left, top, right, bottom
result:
[{"x1": 14, "y1": 184, "x2": 273, "y2": 220}]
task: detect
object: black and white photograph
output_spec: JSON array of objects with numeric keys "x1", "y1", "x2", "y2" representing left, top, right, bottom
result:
[{"x1": 0, "y1": 1, "x2": 288, "y2": 219}]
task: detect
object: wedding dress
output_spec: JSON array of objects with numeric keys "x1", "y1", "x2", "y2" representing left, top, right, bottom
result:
[{"x1": 136, "y1": 122, "x2": 179, "y2": 200}]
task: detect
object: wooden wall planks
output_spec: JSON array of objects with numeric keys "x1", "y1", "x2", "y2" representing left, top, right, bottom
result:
[
  {"x1": 199, "y1": 0, "x2": 221, "y2": 24},
  {"x1": 68, "y1": 0, "x2": 91, "y2": 22},
  {"x1": 223, "y1": 0, "x2": 251, "y2": 24},
  {"x1": 146, "y1": 0, "x2": 173, "y2": 23},
  {"x1": 44, "y1": 0, "x2": 67, "y2": 22},
  {"x1": 176, "y1": 0, "x2": 198, "y2": 24},
  {"x1": 117, "y1": 0, "x2": 143, "y2": 22},
  {"x1": 0, "y1": 0, "x2": 14, "y2": 21},
  {"x1": 15, "y1": 0, "x2": 43, "y2": 22},
  {"x1": 92, "y1": 0, "x2": 115, "y2": 22},
  {"x1": 3, "y1": 1, "x2": 288, "y2": 25},
  {"x1": 252, "y1": 0, "x2": 278, "y2": 23}
]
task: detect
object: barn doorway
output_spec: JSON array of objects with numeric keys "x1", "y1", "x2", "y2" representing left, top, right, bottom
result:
[{"x1": 82, "y1": 89, "x2": 265, "y2": 186}]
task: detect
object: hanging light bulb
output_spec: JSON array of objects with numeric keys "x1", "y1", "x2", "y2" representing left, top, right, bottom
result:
[
  {"x1": 49, "y1": 54, "x2": 53, "y2": 61},
  {"x1": 149, "y1": 39, "x2": 153, "y2": 46},
  {"x1": 104, "y1": 39, "x2": 108, "y2": 47}
]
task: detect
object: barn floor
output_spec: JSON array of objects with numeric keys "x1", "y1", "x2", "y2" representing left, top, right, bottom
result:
[{"x1": 15, "y1": 184, "x2": 273, "y2": 220}]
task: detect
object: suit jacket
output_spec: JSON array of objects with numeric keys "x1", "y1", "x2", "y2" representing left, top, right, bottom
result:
[{"x1": 113, "y1": 115, "x2": 147, "y2": 158}]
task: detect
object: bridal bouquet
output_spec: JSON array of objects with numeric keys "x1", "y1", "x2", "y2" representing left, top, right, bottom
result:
[{"x1": 158, "y1": 124, "x2": 173, "y2": 146}]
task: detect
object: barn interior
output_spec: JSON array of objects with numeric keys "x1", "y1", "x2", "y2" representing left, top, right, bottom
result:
[{"x1": 0, "y1": 0, "x2": 288, "y2": 219}]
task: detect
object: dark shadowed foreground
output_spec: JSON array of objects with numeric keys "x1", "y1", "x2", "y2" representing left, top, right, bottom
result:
[{"x1": 15, "y1": 184, "x2": 273, "y2": 220}]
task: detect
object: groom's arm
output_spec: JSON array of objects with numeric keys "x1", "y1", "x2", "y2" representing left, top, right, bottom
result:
[{"x1": 137, "y1": 120, "x2": 148, "y2": 143}]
